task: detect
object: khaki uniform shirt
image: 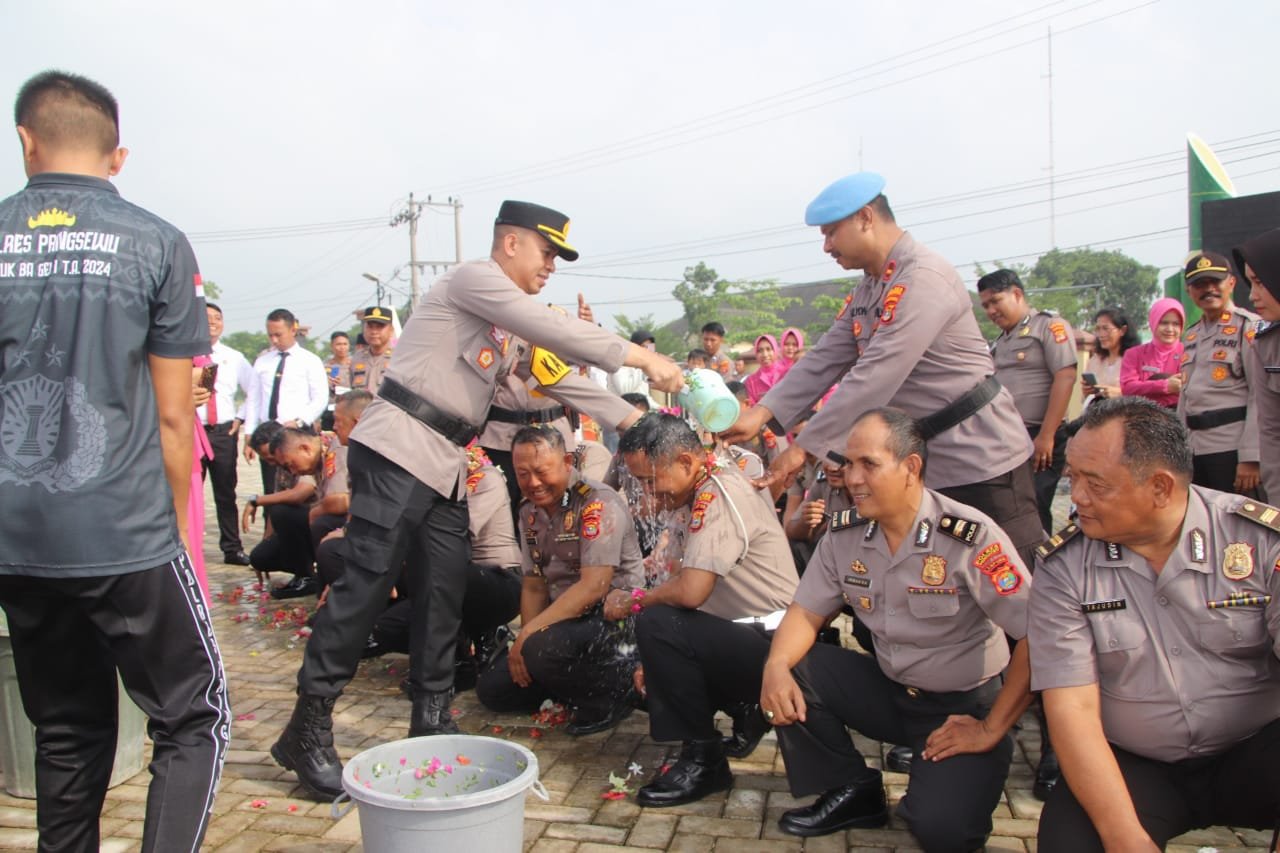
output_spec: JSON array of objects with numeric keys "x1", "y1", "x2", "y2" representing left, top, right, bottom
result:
[
  {"x1": 467, "y1": 464, "x2": 520, "y2": 569},
  {"x1": 657, "y1": 463, "x2": 797, "y2": 621},
  {"x1": 794, "y1": 489, "x2": 1031, "y2": 692},
  {"x1": 760, "y1": 232, "x2": 1032, "y2": 489},
  {"x1": 786, "y1": 474, "x2": 855, "y2": 545},
  {"x1": 519, "y1": 473, "x2": 643, "y2": 601},
  {"x1": 991, "y1": 309, "x2": 1077, "y2": 428},
  {"x1": 349, "y1": 346, "x2": 392, "y2": 394},
  {"x1": 1178, "y1": 306, "x2": 1260, "y2": 460},
  {"x1": 1249, "y1": 323, "x2": 1280, "y2": 500},
  {"x1": 1028, "y1": 487, "x2": 1280, "y2": 763},
  {"x1": 349, "y1": 260, "x2": 629, "y2": 498},
  {"x1": 314, "y1": 433, "x2": 348, "y2": 503},
  {"x1": 573, "y1": 440, "x2": 613, "y2": 483},
  {"x1": 708, "y1": 351, "x2": 737, "y2": 381},
  {"x1": 479, "y1": 337, "x2": 636, "y2": 452}
]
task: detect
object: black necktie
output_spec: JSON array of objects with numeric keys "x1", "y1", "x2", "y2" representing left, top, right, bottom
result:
[{"x1": 267, "y1": 351, "x2": 289, "y2": 421}]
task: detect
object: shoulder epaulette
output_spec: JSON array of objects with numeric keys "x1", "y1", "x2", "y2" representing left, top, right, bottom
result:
[
  {"x1": 1234, "y1": 500, "x2": 1280, "y2": 533},
  {"x1": 830, "y1": 509, "x2": 870, "y2": 531},
  {"x1": 1036, "y1": 522, "x2": 1082, "y2": 559},
  {"x1": 938, "y1": 514, "x2": 982, "y2": 545},
  {"x1": 574, "y1": 481, "x2": 593, "y2": 499}
]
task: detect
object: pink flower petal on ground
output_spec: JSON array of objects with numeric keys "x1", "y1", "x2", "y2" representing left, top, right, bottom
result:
[
  {"x1": 601, "y1": 791, "x2": 626, "y2": 800},
  {"x1": 234, "y1": 713, "x2": 255, "y2": 721},
  {"x1": 251, "y1": 799, "x2": 268, "y2": 809},
  {"x1": 287, "y1": 804, "x2": 298, "y2": 813}
]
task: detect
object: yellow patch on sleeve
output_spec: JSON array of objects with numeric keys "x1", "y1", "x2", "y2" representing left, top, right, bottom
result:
[{"x1": 530, "y1": 347, "x2": 572, "y2": 386}]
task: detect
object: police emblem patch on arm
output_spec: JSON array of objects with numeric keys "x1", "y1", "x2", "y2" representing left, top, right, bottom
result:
[{"x1": 530, "y1": 346, "x2": 572, "y2": 386}]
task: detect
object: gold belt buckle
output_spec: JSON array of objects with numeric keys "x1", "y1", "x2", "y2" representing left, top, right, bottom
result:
[{"x1": 905, "y1": 687, "x2": 921, "y2": 699}]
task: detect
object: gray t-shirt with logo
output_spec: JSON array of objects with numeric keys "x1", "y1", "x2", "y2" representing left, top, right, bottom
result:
[{"x1": 0, "y1": 173, "x2": 208, "y2": 577}]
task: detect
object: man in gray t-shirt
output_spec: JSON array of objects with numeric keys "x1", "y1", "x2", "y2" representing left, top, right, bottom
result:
[{"x1": 0, "y1": 71, "x2": 229, "y2": 851}]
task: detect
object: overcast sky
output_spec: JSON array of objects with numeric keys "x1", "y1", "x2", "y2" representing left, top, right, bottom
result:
[{"x1": 2, "y1": 0, "x2": 1276, "y2": 340}]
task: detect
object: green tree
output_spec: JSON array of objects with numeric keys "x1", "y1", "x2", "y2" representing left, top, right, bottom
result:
[
  {"x1": 202, "y1": 279, "x2": 223, "y2": 301},
  {"x1": 613, "y1": 313, "x2": 686, "y2": 359},
  {"x1": 221, "y1": 331, "x2": 269, "y2": 364},
  {"x1": 1025, "y1": 249, "x2": 1158, "y2": 332},
  {"x1": 804, "y1": 285, "x2": 859, "y2": 342},
  {"x1": 672, "y1": 262, "x2": 799, "y2": 347}
]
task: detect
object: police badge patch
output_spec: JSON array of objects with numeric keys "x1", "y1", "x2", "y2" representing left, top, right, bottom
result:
[
  {"x1": 921, "y1": 554, "x2": 947, "y2": 586},
  {"x1": 1222, "y1": 542, "x2": 1254, "y2": 581}
]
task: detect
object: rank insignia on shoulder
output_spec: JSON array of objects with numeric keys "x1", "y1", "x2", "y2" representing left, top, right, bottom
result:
[
  {"x1": 939, "y1": 514, "x2": 981, "y2": 545},
  {"x1": 1235, "y1": 500, "x2": 1280, "y2": 533},
  {"x1": 1036, "y1": 522, "x2": 1081, "y2": 559},
  {"x1": 830, "y1": 509, "x2": 868, "y2": 531},
  {"x1": 1082, "y1": 598, "x2": 1126, "y2": 613},
  {"x1": 1222, "y1": 542, "x2": 1255, "y2": 581},
  {"x1": 574, "y1": 482, "x2": 593, "y2": 498},
  {"x1": 915, "y1": 519, "x2": 933, "y2": 547}
]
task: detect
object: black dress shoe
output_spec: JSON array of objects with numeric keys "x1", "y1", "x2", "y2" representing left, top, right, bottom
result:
[
  {"x1": 565, "y1": 701, "x2": 633, "y2": 736},
  {"x1": 1033, "y1": 741, "x2": 1061, "y2": 801},
  {"x1": 722, "y1": 702, "x2": 771, "y2": 758},
  {"x1": 224, "y1": 550, "x2": 251, "y2": 566},
  {"x1": 884, "y1": 743, "x2": 913, "y2": 773},
  {"x1": 778, "y1": 779, "x2": 889, "y2": 837},
  {"x1": 271, "y1": 695, "x2": 344, "y2": 800},
  {"x1": 636, "y1": 739, "x2": 732, "y2": 807},
  {"x1": 271, "y1": 576, "x2": 319, "y2": 599}
]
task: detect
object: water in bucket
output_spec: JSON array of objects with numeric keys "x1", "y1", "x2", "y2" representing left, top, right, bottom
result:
[
  {"x1": 678, "y1": 368, "x2": 740, "y2": 433},
  {"x1": 335, "y1": 734, "x2": 548, "y2": 853}
]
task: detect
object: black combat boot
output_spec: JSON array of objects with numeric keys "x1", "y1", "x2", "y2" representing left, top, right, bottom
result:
[
  {"x1": 721, "y1": 702, "x2": 771, "y2": 758},
  {"x1": 636, "y1": 738, "x2": 733, "y2": 807},
  {"x1": 271, "y1": 695, "x2": 344, "y2": 800},
  {"x1": 409, "y1": 689, "x2": 460, "y2": 736}
]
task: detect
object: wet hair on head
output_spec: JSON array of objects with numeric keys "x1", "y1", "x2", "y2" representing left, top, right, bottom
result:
[
  {"x1": 269, "y1": 426, "x2": 315, "y2": 456},
  {"x1": 511, "y1": 424, "x2": 566, "y2": 454},
  {"x1": 618, "y1": 413, "x2": 701, "y2": 461}
]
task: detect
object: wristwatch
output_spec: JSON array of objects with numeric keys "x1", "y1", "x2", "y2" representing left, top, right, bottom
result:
[{"x1": 248, "y1": 494, "x2": 259, "y2": 507}]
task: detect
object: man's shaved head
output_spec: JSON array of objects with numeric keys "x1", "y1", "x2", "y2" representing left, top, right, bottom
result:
[{"x1": 15, "y1": 70, "x2": 119, "y2": 155}]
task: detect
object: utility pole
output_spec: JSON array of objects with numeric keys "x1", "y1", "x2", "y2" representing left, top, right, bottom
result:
[
  {"x1": 390, "y1": 193, "x2": 463, "y2": 306},
  {"x1": 1044, "y1": 25, "x2": 1057, "y2": 248}
]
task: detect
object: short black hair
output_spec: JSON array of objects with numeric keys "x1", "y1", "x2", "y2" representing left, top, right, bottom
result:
[
  {"x1": 206, "y1": 302, "x2": 223, "y2": 316},
  {"x1": 620, "y1": 392, "x2": 650, "y2": 411},
  {"x1": 1077, "y1": 396, "x2": 1192, "y2": 481},
  {"x1": 267, "y1": 308, "x2": 296, "y2": 326},
  {"x1": 976, "y1": 268, "x2": 1024, "y2": 294},
  {"x1": 851, "y1": 407, "x2": 928, "y2": 476},
  {"x1": 700, "y1": 322, "x2": 726, "y2": 337},
  {"x1": 269, "y1": 426, "x2": 315, "y2": 456},
  {"x1": 330, "y1": 331, "x2": 350, "y2": 343},
  {"x1": 511, "y1": 424, "x2": 566, "y2": 454},
  {"x1": 870, "y1": 194, "x2": 895, "y2": 223},
  {"x1": 687, "y1": 348, "x2": 710, "y2": 363},
  {"x1": 15, "y1": 70, "x2": 119, "y2": 155},
  {"x1": 618, "y1": 413, "x2": 702, "y2": 461},
  {"x1": 335, "y1": 389, "x2": 372, "y2": 417},
  {"x1": 249, "y1": 420, "x2": 284, "y2": 452}
]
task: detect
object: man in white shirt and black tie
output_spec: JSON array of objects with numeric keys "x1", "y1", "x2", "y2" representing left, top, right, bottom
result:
[
  {"x1": 198, "y1": 303, "x2": 259, "y2": 564},
  {"x1": 244, "y1": 308, "x2": 328, "y2": 494}
]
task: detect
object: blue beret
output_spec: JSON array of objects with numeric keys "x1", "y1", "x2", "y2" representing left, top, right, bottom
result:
[{"x1": 804, "y1": 172, "x2": 886, "y2": 226}]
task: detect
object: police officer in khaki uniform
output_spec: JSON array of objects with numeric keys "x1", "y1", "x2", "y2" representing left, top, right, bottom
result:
[
  {"x1": 1176, "y1": 250, "x2": 1261, "y2": 494},
  {"x1": 1029, "y1": 397, "x2": 1279, "y2": 851},
  {"x1": 602, "y1": 414, "x2": 798, "y2": 807},
  {"x1": 476, "y1": 426, "x2": 643, "y2": 732},
  {"x1": 272, "y1": 200, "x2": 682, "y2": 800},
  {"x1": 724, "y1": 172, "x2": 1042, "y2": 568},
  {"x1": 979, "y1": 268, "x2": 1078, "y2": 533},
  {"x1": 1238, "y1": 229, "x2": 1280, "y2": 503},
  {"x1": 783, "y1": 459, "x2": 853, "y2": 573},
  {"x1": 760, "y1": 409, "x2": 1034, "y2": 848},
  {"x1": 348, "y1": 305, "x2": 394, "y2": 393}
]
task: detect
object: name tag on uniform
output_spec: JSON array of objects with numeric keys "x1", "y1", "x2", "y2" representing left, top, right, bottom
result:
[
  {"x1": 1082, "y1": 599, "x2": 1126, "y2": 613},
  {"x1": 555, "y1": 533, "x2": 579, "y2": 543},
  {"x1": 843, "y1": 575, "x2": 871, "y2": 588}
]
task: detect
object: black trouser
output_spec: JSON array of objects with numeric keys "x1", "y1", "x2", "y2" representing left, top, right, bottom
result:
[
  {"x1": 201, "y1": 421, "x2": 243, "y2": 555},
  {"x1": 249, "y1": 503, "x2": 315, "y2": 578},
  {"x1": 1038, "y1": 718, "x2": 1280, "y2": 852},
  {"x1": 259, "y1": 456, "x2": 279, "y2": 496},
  {"x1": 939, "y1": 458, "x2": 1045, "y2": 570},
  {"x1": 297, "y1": 441, "x2": 470, "y2": 697},
  {"x1": 315, "y1": 535, "x2": 345, "y2": 589},
  {"x1": 636, "y1": 604, "x2": 772, "y2": 742},
  {"x1": 1027, "y1": 423, "x2": 1068, "y2": 536},
  {"x1": 476, "y1": 611, "x2": 634, "y2": 716},
  {"x1": 480, "y1": 446, "x2": 522, "y2": 527},
  {"x1": 0, "y1": 556, "x2": 230, "y2": 853},
  {"x1": 1192, "y1": 449, "x2": 1256, "y2": 496},
  {"x1": 373, "y1": 565, "x2": 522, "y2": 653},
  {"x1": 779, "y1": 644, "x2": 1010, "y2": 853},
  {"x1": 309, "y1": 513, "x2": 346, "y2": 554}
]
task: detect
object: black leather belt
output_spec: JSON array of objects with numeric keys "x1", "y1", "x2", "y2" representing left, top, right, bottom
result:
[
  {"x1": 1185, "y1": 406, "x2": 1247, "y2": 431},
  {"x1": 917, "y1": 376, "x2": 1002, "y2": 441},
  {"x1": 488, "y1": 404, "x2": 566, "y2": 425},
  {"x1": 378, "y1": 377, "x2": 480, "y2": 446}
]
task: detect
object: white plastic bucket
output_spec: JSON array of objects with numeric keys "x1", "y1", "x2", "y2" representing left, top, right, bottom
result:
[{"x1": 333, "y1": 735, "x2": 549, "y2": 852}]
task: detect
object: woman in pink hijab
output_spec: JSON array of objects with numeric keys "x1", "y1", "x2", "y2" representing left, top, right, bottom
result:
[
  {"x1": 744, "y1": 334, "x2": 791, "y2": 404},
  {"x1": 1120, "y1": 296, "x2": 1186, "y2": 408},
  {"x1": 780, "y1": 327, "x2": 806, "y2": 365}
]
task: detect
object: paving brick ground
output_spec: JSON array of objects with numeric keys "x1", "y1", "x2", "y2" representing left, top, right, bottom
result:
[{"x1": 0, "y1": 458, "x2": 1270, "y2": 851}]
